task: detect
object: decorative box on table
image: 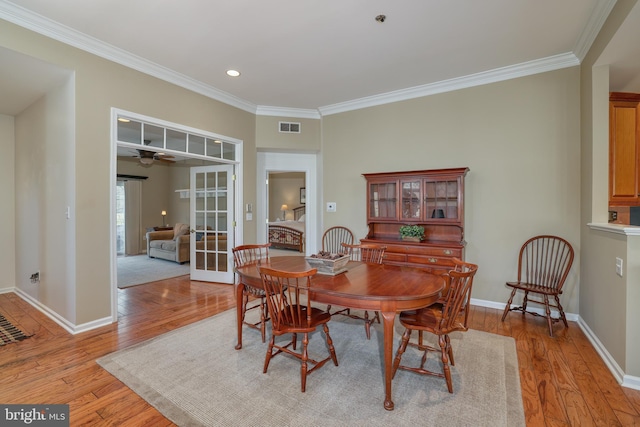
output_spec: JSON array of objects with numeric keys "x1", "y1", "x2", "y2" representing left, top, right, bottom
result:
[{"x1": 305, "y1": 254, "x2": 349, "y2": 275}]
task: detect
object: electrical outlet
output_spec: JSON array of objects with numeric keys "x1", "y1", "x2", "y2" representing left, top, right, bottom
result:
[
  {"x1": 609, "y1": 211, "x2": 618, "y2": 222},
  {"x1": 616, "y1": 257, "x2": 623, "y2": 277}
]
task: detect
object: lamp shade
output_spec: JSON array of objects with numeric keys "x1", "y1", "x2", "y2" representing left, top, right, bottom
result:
[
  {"x1": 161, "y1": 210, "x2": 167, "y2": 216},
  {"x1": 281, "y1": 204, "x2": 288, "y2": 211}
]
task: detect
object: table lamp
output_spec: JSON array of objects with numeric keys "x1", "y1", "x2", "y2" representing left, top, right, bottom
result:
[
  {"x1": 280, "y1": 204, "x2": 288, "y2": 221},
  {"x1": 161, "y1": 210, "x2": 167, "y2": 226}
]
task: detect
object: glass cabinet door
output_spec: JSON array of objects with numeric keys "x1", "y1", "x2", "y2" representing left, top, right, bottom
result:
[
  {"x1": 401, "y1": 180, "x2": 421, "y2": 220},
  {"x1": 424, "y1": 178, "x2": 459, "y2": 221},
  {"x1": 369, "y1": 181, "x2": 397, "y2": 219}
]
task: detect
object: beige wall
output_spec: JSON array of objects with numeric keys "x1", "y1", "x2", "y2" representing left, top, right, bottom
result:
[
  {"x1": 579, "y1": 0, "x2": 640, "y2": 377},
  {"x1": 268, "y1": 172, "x2": 305, "y2": 221},
  {"x1": 0, "y1": 114, "x2": 16, "y2": 290},
  {"x1": 256, "y1": 116, "x2": 320, "y2": 151},
  {"x1": 2, "y1": 20, "x2": 256, "y2": 326},
  {"x1": 322, "y1": 67, "x2": 582, "y2": 312},
  {"x1": 15, "y1": 76, "x2": 76, "y2": 322},
  {"x1": 117, "y1": 159, "x2": 177, "y2": 251}
]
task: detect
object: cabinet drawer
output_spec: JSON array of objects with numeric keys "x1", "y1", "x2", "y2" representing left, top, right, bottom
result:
[
  {"x1": 406, "y1": 254, "x2": 456, "y2": 267},
  {"x1": 383, "y1": 252, "x2": 407, "y2": 263},
  {"x1": 405, "y1": 247, "x2": 462, "y2": 258}
]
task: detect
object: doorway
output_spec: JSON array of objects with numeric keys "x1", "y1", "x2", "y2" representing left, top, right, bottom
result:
[
  {"x1": 110, "y1": 109, "x2": 243, "y2": 321},
  {"x1": 257, "y1": 152, "x2": 319, "y2": 255}
]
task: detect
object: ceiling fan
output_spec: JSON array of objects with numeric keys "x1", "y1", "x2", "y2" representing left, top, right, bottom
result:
[{"x1": 134, "y1": 149, "x2": 175, "y2": 165}]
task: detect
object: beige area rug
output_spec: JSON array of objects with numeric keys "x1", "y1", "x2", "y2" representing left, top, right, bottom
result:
[
  {"x1": 98, "y1": 308, "x2": 524, "y2": 426},
  {"x1": 117, "y1": 255, "x2": 190, "y2": 288}
]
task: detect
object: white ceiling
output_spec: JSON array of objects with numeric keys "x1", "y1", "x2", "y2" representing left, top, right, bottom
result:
[{"x1": 1, "y1": 0, "x2": 640, "y2": 117}]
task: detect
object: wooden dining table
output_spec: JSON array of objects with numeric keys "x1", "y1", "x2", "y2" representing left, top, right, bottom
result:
[{"x1": 234, "y1": 256, "x2": 445, "y2": 411}]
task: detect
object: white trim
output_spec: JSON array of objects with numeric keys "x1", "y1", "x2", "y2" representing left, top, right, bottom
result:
[
  {"x1": 573, "y1": 0, "x2": 617, "y2": 62},
  {"x1": 470, "y1": 297, "x2": 579, "y2": 322},
  {"x1": 577, "y1": 315, "x2": 627, "y2": 386},
  {"x1": 0, "y1": 1, "x2": 256, "y2": 115},
  {"x1": 110, "y1": 108, "x2": 244, "y2": 320},
  {"x1": 0, "y1": 1, "x2": 603, "y2": 119},
  {"x1": 319, "y1": 53, "x2": 579, "y2": 116},
  {"x1": 256, "y1": 106, "x2": 321, "y2": 119},
  {"x1": 257, "y1": 152, "x2": 318, "y2": 255},
  {"x1": 12, "y1": 289, "x2": 112, "y2": 335},
  {"x1": 588, "y1": 222, "x2": 640, "y2": 236}
]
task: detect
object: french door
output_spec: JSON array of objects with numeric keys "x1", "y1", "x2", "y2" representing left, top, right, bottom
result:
[{"x1": 190, "y1": 165, "x2": 235, "y2": 283}]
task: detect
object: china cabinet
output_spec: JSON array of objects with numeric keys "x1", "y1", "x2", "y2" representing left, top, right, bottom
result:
[{"x1": 361, "y1": 167, "x2": 469, "y2": 271}]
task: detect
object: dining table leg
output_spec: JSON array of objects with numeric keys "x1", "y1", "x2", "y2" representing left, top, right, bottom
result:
[
  {"x1": 234, "y1": 282, "x2": 245, "y2": 350},
  {"x1": 381, "y1": 310, "x2": 396, "y2": 411}
]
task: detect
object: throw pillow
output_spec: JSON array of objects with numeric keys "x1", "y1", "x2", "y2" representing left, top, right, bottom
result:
[
  {"x1": 298, "y1": 214, "x2": 306, "y2": 222},
  {"x1": 173, "y1": 223, "x2": 190, "y2": 240}
]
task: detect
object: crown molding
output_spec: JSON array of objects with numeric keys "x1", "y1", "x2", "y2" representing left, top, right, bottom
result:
[
  {"x1": 0, "y1": 1, "x2": 258, "y2": 115},
  {"x1": 1, "y1": 1, "x2": 602, "y2": 119},
  {"x1": 318, "y1": 53, "x2": 580, "y2": 116},
  {"x1": 573, "y1": 0, "x2": 617, "y2": 62},
  {"x1": 255, "y1": 105, "x2": 321, "y2": 119}
]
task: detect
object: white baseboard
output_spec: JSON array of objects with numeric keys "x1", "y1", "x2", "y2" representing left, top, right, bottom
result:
[
  {"x1": 470, "y1": 297, "x2": 579, "y2": 322},
  {"x1": 11, "y1": 288, "x2": 113, "y2": 335}
]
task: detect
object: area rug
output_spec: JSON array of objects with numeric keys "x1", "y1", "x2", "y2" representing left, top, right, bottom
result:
[
  {"x1": 98, "y1": 308, "x2": 525, "y2": 426},
  {"x1": 117, "y1": 255, "x2": 190, "y2": 288},
  {"x1": 0, "y1": 313, "x2": 31, "y2": 346}
]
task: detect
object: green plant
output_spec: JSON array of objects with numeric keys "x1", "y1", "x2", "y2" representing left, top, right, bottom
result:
[{"x1": 399, "y1": 225, "x2": 424, "y2": 238}]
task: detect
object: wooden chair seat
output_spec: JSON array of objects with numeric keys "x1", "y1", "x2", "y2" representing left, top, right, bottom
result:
[
  {"x1": 272, "y1": 305, "x2": 332, "y2": 333},
  {"x1": 506, "y1": 281, "x2": 562, "y2": 295}
]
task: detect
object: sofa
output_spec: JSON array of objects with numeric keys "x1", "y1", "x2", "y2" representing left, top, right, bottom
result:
[{"x1": 147, "y1": 223, "x2": 190, "y2": 264}]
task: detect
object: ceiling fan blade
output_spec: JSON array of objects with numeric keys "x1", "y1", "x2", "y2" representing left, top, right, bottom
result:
[{"x1": 157, "y1": 158, "x2": 176, "y2": 164}]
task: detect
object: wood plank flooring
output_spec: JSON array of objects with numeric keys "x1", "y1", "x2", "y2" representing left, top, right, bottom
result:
[{"x1": 1, "y1": 276, "x2": 639, "y2": 426}]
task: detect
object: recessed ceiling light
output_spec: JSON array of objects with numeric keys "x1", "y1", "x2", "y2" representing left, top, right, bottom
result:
[
  {"x1": 117, "y1": 117, "x2": 130, "y2": 122},
  {"x1": 226, "y1": 69, "x2": 240, "y2": 77}
]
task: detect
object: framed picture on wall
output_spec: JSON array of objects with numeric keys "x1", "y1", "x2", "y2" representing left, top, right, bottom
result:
[{"x1": 300, "y1": 187, "x2": 306, "y2": 204}]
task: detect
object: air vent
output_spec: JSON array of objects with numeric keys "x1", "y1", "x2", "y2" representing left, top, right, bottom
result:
[{"x1": 279, "y1": 121, "x2": 301, "y2": 133}]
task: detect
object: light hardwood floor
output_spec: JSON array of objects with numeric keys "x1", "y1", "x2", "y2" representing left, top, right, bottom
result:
[{"x1": 1, "y1": 276, "x2": 639, "y2": 426}]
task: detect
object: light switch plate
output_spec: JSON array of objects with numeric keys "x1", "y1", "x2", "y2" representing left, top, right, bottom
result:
[{"x1": 616, "y1": 257, "x2": 623, "y2": 277}]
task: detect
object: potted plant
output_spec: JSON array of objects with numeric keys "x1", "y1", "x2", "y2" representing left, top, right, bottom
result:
[{"x1": 399, "y1": 225, "x2": 424, "y2": 242}]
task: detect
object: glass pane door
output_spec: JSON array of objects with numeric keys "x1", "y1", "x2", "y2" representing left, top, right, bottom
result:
[
  {"x1": 369, "y1": 182, "x2": 397, "y2": 220},
  {"x1": 190, "y1": 165, "x2": 234, "y2": 283}
]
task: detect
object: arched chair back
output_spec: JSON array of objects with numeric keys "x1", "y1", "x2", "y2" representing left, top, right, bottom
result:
[
  {"x1": 321, "y1": 226, "x2": 355, "y2": 255},
  {"x1": 332, "y1": 242, "x2": 387, "y2": 339},
  {"x1": 341, "y1": 243, "x2": 386, "y2": 263}
]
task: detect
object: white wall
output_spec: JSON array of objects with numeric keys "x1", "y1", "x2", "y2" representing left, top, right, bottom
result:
[{"x1": 0, "y1": 114, "x2": 16, "y2": 291}]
